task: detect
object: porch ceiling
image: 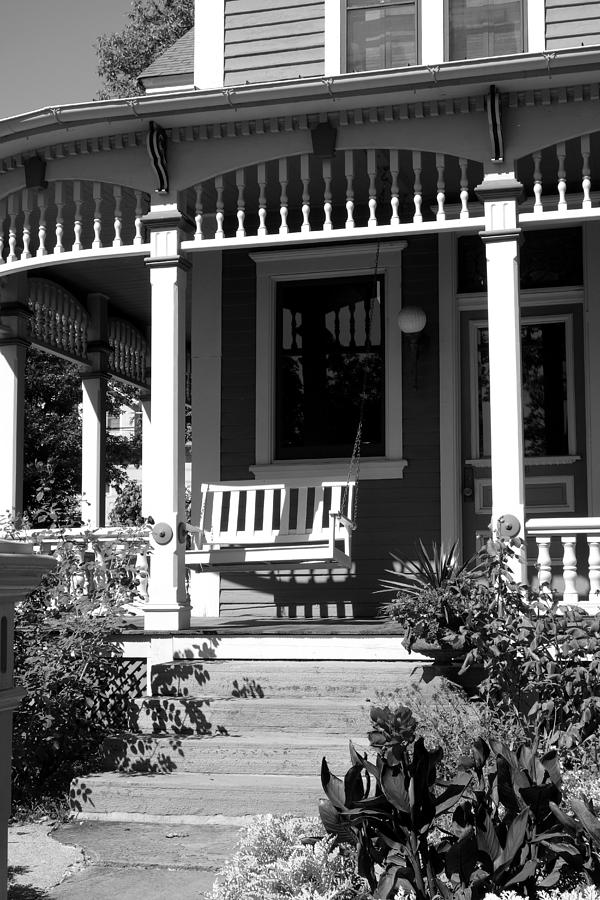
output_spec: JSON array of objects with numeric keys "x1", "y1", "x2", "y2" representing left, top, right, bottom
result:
[{"x1": 38, "y1": 256, "x2": 153, "y2": 335}]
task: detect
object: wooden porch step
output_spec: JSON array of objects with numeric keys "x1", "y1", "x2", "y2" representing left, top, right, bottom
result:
[
  {"x1": 131, "y1": 696, "x2": 373, "y2": 735},
  {"x1": 70, "y1": 772, "x2": 322, "y2": 820},
  {"x1": 100, "y1": 732, "x2": 366, "y2": 775},
  {"x1": 150, "y1": 659, "x2": 415, "y2": 699}
]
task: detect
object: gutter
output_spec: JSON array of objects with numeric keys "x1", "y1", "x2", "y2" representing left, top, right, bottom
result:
[{"x1": 2, "y1": 45, "x2": 600, "y2": 157}]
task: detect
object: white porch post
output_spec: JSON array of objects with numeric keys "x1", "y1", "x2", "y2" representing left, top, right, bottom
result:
[
  {"x1": 81, "y1": 293, "x2": 108, "y2": 528},
  {"x1": 140, "y1": 388, "x2": 152, "y2": 520},
  {"x1": 142, "y1": 203, "x2": 192, "y2": 631},
  {"x1": 0, "y1": 277, "x2": 30, "y2": 523},
  {"x1": 476, "y1": 175, "x2": 526, "y2": 578},
  {"x1": 189, "y1": 251, "x2": 222, "y2": 617}
]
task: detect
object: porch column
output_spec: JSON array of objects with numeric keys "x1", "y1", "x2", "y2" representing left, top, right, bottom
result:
[
  {"x1": 0, "y1": 277, "x2": 30, "y2": 523},
  {"x1": 142, "y1": 203, "x2": 192, "y2": 631},
  {"x1": 140, "y1": 389, "x2": 152, "y2": 520},
  {"x1": 476, "y1": 175, "x2": 526, "y2": 577},
  {"x1": 81, "y1": 293, "x2": 109, "y2": 527}
]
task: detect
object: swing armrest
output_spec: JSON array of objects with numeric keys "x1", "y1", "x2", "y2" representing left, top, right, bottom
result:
[{"x1": 329, "y1": 511, "x2": 355, "y2": 532}]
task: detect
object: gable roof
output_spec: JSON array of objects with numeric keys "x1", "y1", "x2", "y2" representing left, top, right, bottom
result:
[{"x1": 139, "y1": 27, "x2": 194, "y2": 84}]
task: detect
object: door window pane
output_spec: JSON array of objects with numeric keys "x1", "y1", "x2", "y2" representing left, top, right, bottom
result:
[
  {"x1": 477, "y1": 321, "x2": 569, "y2": 458},
  {"x1": 449, "y1": 0, "x2": 523, "y2": 60},
  {"x1": 347, "y1": 0, "x2": 417, "y2": 72},
  {"x1": 276, "y1": 276, "x2": 385, "y2": 459}
]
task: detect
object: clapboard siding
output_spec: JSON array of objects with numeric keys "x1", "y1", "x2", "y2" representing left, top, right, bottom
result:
[
  {"x1": 224, "y1": 0, "x2": 325, "y2": 86},
  {"x1": 218, "y1": 237, "x2": 441, "y2": 618},
  {"x1": 545, "y1": 0, "x2": 600, "y2": 47}
]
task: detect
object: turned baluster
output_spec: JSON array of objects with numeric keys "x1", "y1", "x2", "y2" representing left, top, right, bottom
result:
[
  {"x1": 0, "y1": 199, "x2": 6, "y2": 263},
  {"x1": 133, "y1": 190, "x2": 144, "y2": 245},
  {"x1": 7, "y1": 194, "x2": 18, "y2": 262},
  {"x1": 113, "y1": 185, "x2": 123, "y2": 247},
  {"x1": 436, "y1": 154, "x2": 446, "y2": 221},
  {"x1": 54, "y1": 181, "x2": 65, "y2": 253},
  {"x1": 557, "y1": 143, "x2": 567, "y2": 211},
  {"x1": 533, "y1": 153, "x2": 543, "y2": 215},
  {"x1": 581, "y1": 135, "x2": 592, "y2": 210},
  {"x1": 194, "y1": 184, "x2": 203, "y2": 241},
  {"x1": 535, "y1": 536, "x2": 553, "y2": 592},
  {"x1": 215, "y1": 175, "x2": 225, "y2": 239},
  {"x1": 561, "y1": 536, "x2": 578, "y2": 603},
  {"x1": 459, "y1": 158, "x2": 469, "y2": 220},
  {"x1": 92, "y1": 182, "x2": 103, "y2": 248},
  {"x1": 588, "y1": 536, "x2": 600, "y2": 599},
  {"x1": 344, "y1": 150, "x2": 355, "y2": 229},
  {"x1": 21, "y1": 188, "x2": 32, "y2": 259},
  {"x1": 235, "y1": 168, "x2": 246, "y2": 238},
  {"x1": 367, "y1": 149, "x2": 377, "y2": 228},
  {"x1": 72, "y1": 181, "x2": 83, "y2": 251},
  {"x1": 300, "y1": 155, "x2": 310, "y2": 233},
  {"x1": 37, "y1": 190, "x2": 48, "y2": 256},
  {"x1": 412, "y1": 151, "x2": 423, "y2": 223},
  {"x1": 73, "y1": 306, "x2": 82, "y2": 357},
  {"x1": 390, "y1": 150, "x2": 400, "y2": 225},
  {"x1": 279, "y1": 158, "x2": 289, "y2": 234},
  {"x1": 323, "y1": 158, "x2": 333, "y2": 231},
  {"x1": 136, "y1": 552, "x2": 149, "y2": 601},
  {"x1": 257, "y1": 163, "x2": 267, "y2": 236}
]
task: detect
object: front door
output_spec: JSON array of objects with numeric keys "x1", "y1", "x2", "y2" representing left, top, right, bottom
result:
[{"x1": 460, "y1": 302, "x2": 588, "y2": 559}]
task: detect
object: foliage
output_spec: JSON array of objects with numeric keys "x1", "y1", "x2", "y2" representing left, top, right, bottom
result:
[
  {"x1": 109, "y1": 476, "x2": 144, "y2": 526},
  {"x1": 23, "y1": 349, "x2": 141, "y2": 527},
  {"x1": 209, "y1": 815, "x2": 367, "y2": 900},
  {"x1": 11, "y1": 534, "x2": 145, "y2": 805},
  {"x1": 95, "y1": 0, "x2": 194, "y2": 99},
  {"x1": 320, "y1": 705, "x2": 600, "y2": 899},
  {"x1": 382, "y1": 539, "x2": 600, "y2": 753},
  {"x1": 376, "y1": 681, "x2": 487, "y2": 780},
  {"x1": 380, "y1": 541, "x2": 483, "y2": 651}
]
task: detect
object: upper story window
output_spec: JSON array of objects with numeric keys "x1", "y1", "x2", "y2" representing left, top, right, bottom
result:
[
  {"x1": 346, "y1": 0, "x2": 418, "y2": 72},
  {"x1": 448, "y1": 0, "x2": 524, "y2": 60}
]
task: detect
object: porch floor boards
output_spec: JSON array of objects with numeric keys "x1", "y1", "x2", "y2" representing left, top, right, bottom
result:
[{"x1": 118, "y1": 615, "x2": 404, "y2": 637}]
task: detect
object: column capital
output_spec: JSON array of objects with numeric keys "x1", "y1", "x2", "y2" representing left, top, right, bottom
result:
[
  {"x1": 145, "y1": 254, "x2": 192, "y2": 271},
  {"x1": 142, "y1": 206, "x2": 194, "y2": 233},
  {"x1": 479, "y1": 228, "x2": 521, "y2": 244},
  {"x1": 475, "y1": 175, "x2": 524, "y2": 204}
]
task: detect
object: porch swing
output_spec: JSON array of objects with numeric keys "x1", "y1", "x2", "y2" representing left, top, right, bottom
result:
[{"x1": 185, "y1": 247, "x2": 381, "y2": 574}]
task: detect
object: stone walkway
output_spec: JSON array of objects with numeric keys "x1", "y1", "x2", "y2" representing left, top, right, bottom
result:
[{"x1": 8, "y1": 819, "x2": 242, "y2": 899}]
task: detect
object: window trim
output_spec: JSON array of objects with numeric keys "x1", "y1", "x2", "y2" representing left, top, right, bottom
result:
[
  {"x1": 444, "y1": 0, "x2": 527, "y2": 61},
  {"x1": 342, "y1": 0, "x2": 420, "y2": 73},
  {"x1": 468, "y1": 312, "x2": 576, "y2": 462},
  {"x1": 250, "y1": 242, "x2": 408, "y2": 481}
]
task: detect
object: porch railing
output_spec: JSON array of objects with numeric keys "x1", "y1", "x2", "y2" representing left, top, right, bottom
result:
[
  {"x1": 24, "y1": 527, "x2": 151, "y2": 607},
  {"x1": 526, "y1": 517, "x2": 600, "y2": 609}
]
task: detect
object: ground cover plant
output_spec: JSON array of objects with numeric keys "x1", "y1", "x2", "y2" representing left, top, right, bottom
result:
[{"x1": 11, "y1": 532, "x2": 146, "y2": 811}]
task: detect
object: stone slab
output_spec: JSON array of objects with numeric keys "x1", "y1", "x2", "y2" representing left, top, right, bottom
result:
[{"x1": 49, "y1": 864, "x2": 218, "y2": 899}]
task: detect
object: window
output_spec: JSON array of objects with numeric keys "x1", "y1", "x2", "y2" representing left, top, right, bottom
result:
[
  {"x1": 472, "y1": 315, "x2": 575, "y2": 460},
  {"x1": 448, "y1": 0, "x2": 523, "y2": 60},
  {"x1": 346, "y1": 0, "x2": 418, "y2": 72},
  {"x1": 276, "y1": 276, "x2": 385, "y2": 460},
  {"x1": 250, "y1": 244, "x2": 407, "y2": 481}
]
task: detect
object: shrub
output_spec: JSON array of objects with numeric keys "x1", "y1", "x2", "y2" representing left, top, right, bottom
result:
[
  {"x1": 11, "y1": 533, "x2": 145, "y2": 807},
  {"x1": 320, "y1": 704, "x2": 600, "y2": 899},
  {"x1": 109, "y1": 476, "x2": 143, "y2": 526},
  {"x1": 209, "y1": 815, "x2": 367, "y2": 900}
]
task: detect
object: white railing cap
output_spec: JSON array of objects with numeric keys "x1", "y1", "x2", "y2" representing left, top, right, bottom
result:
[{"x1": 526, "y1": 517, "x2": 600, "y2": 536}]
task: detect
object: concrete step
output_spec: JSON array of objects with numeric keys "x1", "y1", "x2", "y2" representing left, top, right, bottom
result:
[
  {"x1": 150, "y1": 659, "x2": 416, "y2": 699},
  {"x1": 69, "y1": 772, "x2": 323, "y2": 820},
  {"x1": 131, "y1": 696, "x2": 373, "y2": 735},
  {"x1": 100, "y1": 732, "x2": 370, "y2": 775}
]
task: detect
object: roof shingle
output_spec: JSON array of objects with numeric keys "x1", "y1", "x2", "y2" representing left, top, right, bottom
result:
[{"x1": 140, "y1": 27, "x2": 194, "y2": 80}]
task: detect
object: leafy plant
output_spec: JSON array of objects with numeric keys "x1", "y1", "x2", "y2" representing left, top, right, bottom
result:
[
  {"x1": 379, "y1": 541, "x2": 483, "y2": 651},
  {"x1": 319, "y1": 705, "x2": 600, "y2": 899},
  {"x1": 11, "y1": 533, "x2": 145, "y2": 807},
  {"x1": 209, "y1": 815, "x2": 367, "y2": 900}
]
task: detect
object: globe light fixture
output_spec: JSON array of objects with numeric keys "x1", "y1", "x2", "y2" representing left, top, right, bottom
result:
[{"x1": 397, "y1": 306, "x2": 427, "y2": 389}]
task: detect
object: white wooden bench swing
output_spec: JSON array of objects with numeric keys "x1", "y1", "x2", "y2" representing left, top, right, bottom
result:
[{"x1": 185, "y1": 247, "x2": 384, "y2": 574}]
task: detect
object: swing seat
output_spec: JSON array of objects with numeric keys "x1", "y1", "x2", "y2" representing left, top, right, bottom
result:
[{"x1": 185, "y1": 480, "x2": 355, "y2": 572}]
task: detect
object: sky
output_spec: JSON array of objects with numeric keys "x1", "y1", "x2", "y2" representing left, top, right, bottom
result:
[{"x1": 0, "y1": 0, "x2": 134, "y2": 120}]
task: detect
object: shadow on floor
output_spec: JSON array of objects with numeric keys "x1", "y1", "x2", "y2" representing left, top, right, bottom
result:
[{"x1": 8, "y1": 866, "x2": 52, "y2": 899}]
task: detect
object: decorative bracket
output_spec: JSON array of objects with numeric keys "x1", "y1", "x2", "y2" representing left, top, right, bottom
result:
[
  {"x1": 147, "y1": 121, "x2": 169, "y2": 193},
  {"x1": 487, "y1": 85, "x2": 504, "y2": 164}
]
